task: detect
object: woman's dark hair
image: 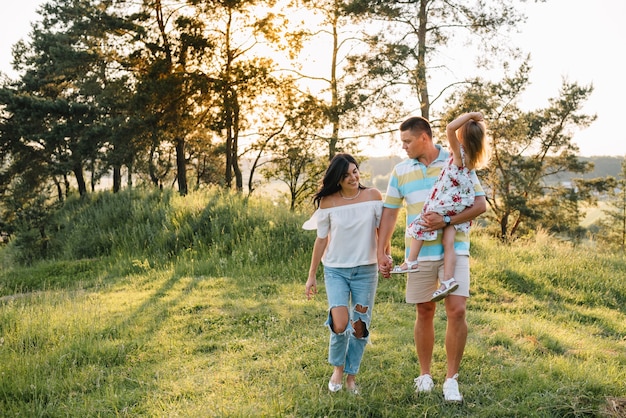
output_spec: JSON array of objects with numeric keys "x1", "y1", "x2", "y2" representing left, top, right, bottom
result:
[{"x1": 313, "y1": 153, "x2": 363, "y2": 208}]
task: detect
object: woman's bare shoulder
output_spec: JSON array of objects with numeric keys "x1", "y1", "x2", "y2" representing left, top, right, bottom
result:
[
  {"x1": 364, "y1": 187, "x2": 383, "y2": 201},
  {"x1": 319, "y1": 195, "x2": 338, "y2": 209}
]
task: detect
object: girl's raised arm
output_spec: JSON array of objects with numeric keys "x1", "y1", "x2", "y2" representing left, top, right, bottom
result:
[{"x1": 446, "y1": 112, "x2": 484, "y2": 167}]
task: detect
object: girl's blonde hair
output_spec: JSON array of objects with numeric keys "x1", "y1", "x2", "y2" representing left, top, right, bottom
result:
[{"x1": 459, "y1": 119, "x2": 489, "y2": 170}]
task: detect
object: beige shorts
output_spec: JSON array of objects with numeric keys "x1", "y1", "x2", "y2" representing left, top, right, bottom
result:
[{"x1": 405, "y1": 256, "x2": 470, "y2": 304}]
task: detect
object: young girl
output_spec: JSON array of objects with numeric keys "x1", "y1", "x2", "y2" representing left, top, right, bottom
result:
[{"x1": 391, "y1": 112, "x2": 489, "y2": 302}]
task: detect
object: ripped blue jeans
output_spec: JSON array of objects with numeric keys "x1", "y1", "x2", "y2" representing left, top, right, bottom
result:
[{"x1": 323, "y1": 263, "x2": 378, "y2": 376}]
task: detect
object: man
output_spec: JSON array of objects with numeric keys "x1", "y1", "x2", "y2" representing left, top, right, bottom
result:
[{"x1": 377, "y1": 116, "x2": 486, "y2": 402}]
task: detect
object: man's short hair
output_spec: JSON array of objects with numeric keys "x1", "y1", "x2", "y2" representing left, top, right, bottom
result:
[{"x1": 400, "y1": 116, "x2": 432, "y2": 139}]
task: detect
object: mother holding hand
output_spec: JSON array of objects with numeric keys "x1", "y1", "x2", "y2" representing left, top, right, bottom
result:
[{"x1": 304, "y1": 153, "x2": 383, "y2": 394}]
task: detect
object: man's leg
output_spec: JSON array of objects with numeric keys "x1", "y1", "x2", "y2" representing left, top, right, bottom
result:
[
  {"x1": 443, "y1": 255, "x2": 470, "y2": 377},
  {"x1": 415, "y1": 301, "x2": 436, "y2": 375},
  {"x1": 444, "y1": 295, "x2": 467, "y2": 378},
  {"x1": 442, "y1": 294, "x2": 467, "y2": 402},
  {"x1": 406, "y1": 261, "x2": 440, "y2": 393}
]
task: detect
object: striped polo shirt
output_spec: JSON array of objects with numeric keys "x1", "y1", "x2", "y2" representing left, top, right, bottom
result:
[{"x1": 384, "y1": 145, "x2": 485, "y2": 261}]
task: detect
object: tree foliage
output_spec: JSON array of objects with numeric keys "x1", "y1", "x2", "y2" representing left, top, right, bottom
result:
[
  {"x1": 596, "y1": 158, "x2": 626, "y2": 252},
  {"x1": 125, "y1": 0, "x2": 289, "y2": 194},
  {"x1": 440, "y1": 63, "x2": 605, "y2": 240},
  {"x1": 344, "y1": 0, "x2": 529, "y2": 121},
  {"x1": 259, "y1": 89, "x2": 329, "y2": 210},
  {"x1": 1, "y1": 0, "x2": 129, "y2": 198},
  {"x1": 291, "y1": 0, "x2": 388, "y2": 159},
  {"x1": 0, "y1": 0, "x2": 615, "y2": 251},
  {"x1": 0, "y1": 0, "x2": 137, "y2": 252}
]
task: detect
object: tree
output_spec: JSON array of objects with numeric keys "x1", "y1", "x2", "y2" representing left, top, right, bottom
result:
[
  {"x1": 1, "y1": 0, "x2": 131, "y2": 199},
  {"x1": 126, "y1": 0, "x2": 215, "y2": 195},
  {"x1": 286, "y1": 0, "x2": 402, "y2": 160},
  {"x1": 596, "y1": 158, "x2": 626, "y2": 252},
  {"x1": 260, "y1": 89, "x2": 328, "y2": 210},
  {"x1": 290, "y1": 0, "x2": 366, "y2": 159},
  {"x1": 440, "y1": 66, "x2": 600, "y2": 240},
  {"x1": 174, "y1": 0, "x2": 293, "y2": 192},
  {"x1": 345, "y1": 0, "x2": 529, "y2": 121}
]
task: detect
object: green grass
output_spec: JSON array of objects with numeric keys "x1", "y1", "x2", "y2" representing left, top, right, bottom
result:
[{"x1": 0, "y1": 189, "x2": 625, "y2": 417}]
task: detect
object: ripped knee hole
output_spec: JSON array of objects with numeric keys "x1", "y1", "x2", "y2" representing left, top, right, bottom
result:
[
  {"x1": 355, "y1": 304, "x2": 368, "y2": 313},
  {"x1": 352, "y1": 318, "x2": 367, "y2": 339}
]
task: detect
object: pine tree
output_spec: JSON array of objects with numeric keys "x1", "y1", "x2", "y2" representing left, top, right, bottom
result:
[{"x1": 598, "y1": 158, "x2": 626, "y2": 252}]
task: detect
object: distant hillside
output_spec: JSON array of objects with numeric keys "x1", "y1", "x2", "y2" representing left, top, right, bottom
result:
[
  {"x1": 240, "y1": 155, "x2": 623, "y2": 197},
  {"x1": 547, "y1": 156, "x2": 624, "y2": 183},
  {"x1": 360, "y1": 156, "x2": 403, "y2": 191},
  {"x1": 361, "y1": 155, "x2": 624, "y2": 191}
]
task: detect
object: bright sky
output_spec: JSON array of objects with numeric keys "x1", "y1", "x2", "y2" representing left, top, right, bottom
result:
[{"x1": 2, "y1": 0, "x2": 625, "y2": 158}]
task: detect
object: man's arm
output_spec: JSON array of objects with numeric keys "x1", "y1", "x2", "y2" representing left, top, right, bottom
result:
[
  {"x1": 377, "y1": 207, "x2": 400, "y2": 277},
  {"x1": 421, "y1": 195, "x2": 487, "y2": 231}
]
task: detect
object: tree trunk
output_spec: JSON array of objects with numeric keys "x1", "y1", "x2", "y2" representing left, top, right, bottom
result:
[
  {"x1": 113, "y1": 165, "x2": 121, "y2": 193},
  {"x1": 500, "y1": 213, "x2": 509, "y2": 242},
  {"x1": 232, "y1": 97, "x2": 242, "y2": 192},
  {"x1": 54, "y1": 177, "x2": 64, "y2": 203},
  {"x1": 127, "y1": 162, "x2": 133, "y2": 189},
  {"x1": 417, "y1": 0, "x2": 430, "y2": 119},
  {"x1": 73, "y1": 162, "x2": 87, "y2": 196},
  {"x1": 64, "y1": 174, "x2": 70, "y2": 199},
  {"x1": 90, "y1": 161, "x2": 96, "y2": 192},
  {"x1": 233, "y1": 148, "x2": 242, "y2": 192},
  {"x1": 175, "y1": 136, "x2": 188, "y2": 195},
  {"x1": 329, "y1": 12, "x2": 340, "y2": 160},
  {"x1": 149, "y1": 143, "x2": 159, "y2": 188}
]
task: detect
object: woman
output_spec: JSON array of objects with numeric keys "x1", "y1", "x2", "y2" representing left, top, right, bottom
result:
[{"x1": 304, "y1": 153, "x2": 383, "y2": 394}]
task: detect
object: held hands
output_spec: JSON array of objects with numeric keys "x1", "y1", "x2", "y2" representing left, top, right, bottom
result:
[{"x1": 377, "y1": 254, "x2": 393, "y2": 278}]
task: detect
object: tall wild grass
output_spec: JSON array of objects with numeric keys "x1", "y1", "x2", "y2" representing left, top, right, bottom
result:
[{"x1": 0, "y1": 188, "x2": 624, "y2": 417}]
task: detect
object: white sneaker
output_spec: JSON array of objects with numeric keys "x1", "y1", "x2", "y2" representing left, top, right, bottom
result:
[
  {"x1": 413, "y1": 374, "x2": 434, "y2": 393},
  {"x1": 442, "y1": 373, "x2": 463, "y2": 402}
]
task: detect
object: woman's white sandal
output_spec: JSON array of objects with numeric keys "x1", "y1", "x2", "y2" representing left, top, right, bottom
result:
[{"x1": 328, "y1": 380, "x2": 343, "y2": 392}]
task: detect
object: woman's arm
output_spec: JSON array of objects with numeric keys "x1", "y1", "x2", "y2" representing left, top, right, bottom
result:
[
  {"x1": 377, "y1": 207, "x2": 399, "y2": 278},
  {"x1": 306, "y1": 236, "x2": 328, "y2": 299}
]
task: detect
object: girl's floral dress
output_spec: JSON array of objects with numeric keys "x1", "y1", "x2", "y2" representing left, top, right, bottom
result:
[{"x1": 406, "y1": 145, "x2": 475, "y2": 241}]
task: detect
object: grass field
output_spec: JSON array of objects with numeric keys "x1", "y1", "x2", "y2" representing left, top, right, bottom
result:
[{"x1": 0, "y1": 189, "x2": 624, "y2": 417}]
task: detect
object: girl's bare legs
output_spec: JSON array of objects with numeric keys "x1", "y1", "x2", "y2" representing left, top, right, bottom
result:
[
  {"x1": 396, "y1": 238, "x2": 422, "y2": 271},
  {"x1": 406, "y1": 238, "x2": 422, "y2": 265},
  {"x1": 432, "y1": 226, "x2": 460, "y2": 301}
]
